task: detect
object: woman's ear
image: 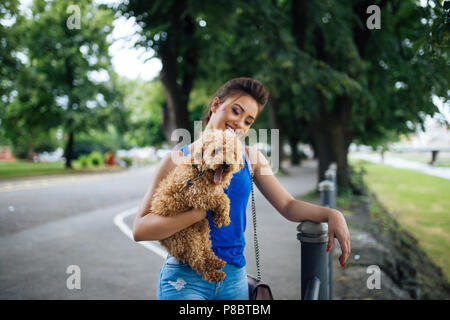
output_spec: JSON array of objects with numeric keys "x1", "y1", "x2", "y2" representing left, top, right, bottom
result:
[{"x1": 211, "y1": 97, "x2": 220, "y2": 114}]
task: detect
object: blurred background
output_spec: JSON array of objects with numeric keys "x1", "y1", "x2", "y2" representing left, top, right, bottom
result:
[{"x1": 0, "y1": 0, "x2": 449, "y2": 300}]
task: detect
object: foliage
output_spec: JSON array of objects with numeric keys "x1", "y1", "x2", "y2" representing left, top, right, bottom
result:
[
  {"x1": 1, "y1": 0, "x2": 130, "y2": 163},
  {"x1": 77, "y1": 154, "x2": 89, "y2": 168},
  {"x1": 11, "y1": 128, "x2": 60, "y2": 159},
  {"x1": 0, "y1": 0, "x2": 22, "y2": 100},
  {"x1": 76, "y1": 152, "x2": 105, "y2": 167},
  {"x1": 119, "y1": 77, "x2": 166, "y2": 147},
  {"x1": 119, "y1": 156, "x2": 133, "y2": 167},
  {"x1": 87, "y1": 151, "x2": 103, "y2": 166},
  {"x1": 71, "y1": 126, "x2": 130, "y2": 159}
]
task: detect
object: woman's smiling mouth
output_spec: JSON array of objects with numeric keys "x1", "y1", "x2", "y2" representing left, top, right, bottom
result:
[{"x1": 225, "y1": 124, "x2": 235, "y2": 132}]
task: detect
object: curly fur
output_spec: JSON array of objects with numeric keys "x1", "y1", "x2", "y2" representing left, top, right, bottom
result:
[{"x1": 150, "y1": 129, "x2": 244, "y2": 282}]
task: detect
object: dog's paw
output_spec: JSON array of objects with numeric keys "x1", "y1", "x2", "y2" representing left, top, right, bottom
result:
[
  {"x1": 211, "y1": 215, "x2": 220, "y2": 228},
  {"x1": 212, "y1": 215, "x2": 230, "y2": 228},
  {"x1": 215, "y1": 259, "x2": 227, "y2": 269},
  {"x1": 206, "y1": 257, "x2": 226, "y2": 269},
  {"x1": 212, "y1": 220, "x2": 224, "y2": 228}
]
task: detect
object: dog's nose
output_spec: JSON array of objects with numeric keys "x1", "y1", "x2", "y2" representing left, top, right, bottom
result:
[{"x1": 222, "y1": 162, "x2": 230, "y2": 169}]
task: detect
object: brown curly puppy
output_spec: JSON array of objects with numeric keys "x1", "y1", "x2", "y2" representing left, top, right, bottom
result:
[{"x1": 150, "y1": 129, "x2": 244, "y2": 282}]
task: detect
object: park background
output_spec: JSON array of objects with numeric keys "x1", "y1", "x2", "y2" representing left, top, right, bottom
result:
[{"x1": 0, "y1": 0, "x2": 449, "y2": 299}]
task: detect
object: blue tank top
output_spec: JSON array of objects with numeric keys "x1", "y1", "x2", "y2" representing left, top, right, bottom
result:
[{"x1": 180, "y1": 143, "x2": 251, "y2": 267}]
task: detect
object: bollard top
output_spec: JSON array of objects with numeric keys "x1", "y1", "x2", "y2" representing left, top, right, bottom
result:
[
  {"x1": 329, "y1": 162, "x2": 337, "y2": 171},
  {"x1": 297, "y1": 221, "x2": 329, "y2": 243},
  {"x1": 325, "y1": 169, "x2": 336, "y2": 179},
  {"x1": 318, "y1": 180, "x2": 334, "y2": 192}
]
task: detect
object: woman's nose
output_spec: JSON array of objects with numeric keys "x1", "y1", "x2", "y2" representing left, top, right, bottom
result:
[{"x1": 232, "y1": 122, "x2": 244, "y2": 132}]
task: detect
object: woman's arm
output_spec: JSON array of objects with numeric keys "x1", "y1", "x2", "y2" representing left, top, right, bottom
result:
[
  {"x1": 133, "y1": 151, "x2": 207, "y2": 241},
  {"x1": 133, "y1": 207, "x2": 206, "y2": 241},
  {"x1": 248, "y1": 146, "x2": 351, "y2": 266}
]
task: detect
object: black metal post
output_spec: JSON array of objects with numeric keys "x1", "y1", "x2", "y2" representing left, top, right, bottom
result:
[{"x1": 297, "y1": 220, "x2": 329, "y2": 300}]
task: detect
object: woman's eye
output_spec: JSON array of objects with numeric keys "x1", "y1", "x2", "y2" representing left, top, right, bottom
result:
[{"x1": 233, "y1": 107, "x2": 251, "y2": 125}]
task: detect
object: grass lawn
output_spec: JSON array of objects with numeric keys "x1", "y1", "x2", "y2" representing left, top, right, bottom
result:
[
  {"x1": 0, "y1": 160, "x2": 127, "y2": 179},
  {"x1": 350, "y1": 159, "x2": 450, "y2": 280}
]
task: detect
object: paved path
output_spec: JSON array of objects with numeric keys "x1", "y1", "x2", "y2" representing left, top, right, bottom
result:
[{"x1": 350, "y1": 152, "x2": 450, "y2": 180}]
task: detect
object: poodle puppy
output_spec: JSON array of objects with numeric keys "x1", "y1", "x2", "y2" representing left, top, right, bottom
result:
[{"x1": 150, "y1": 128, "x2": 245, "y2": 282}]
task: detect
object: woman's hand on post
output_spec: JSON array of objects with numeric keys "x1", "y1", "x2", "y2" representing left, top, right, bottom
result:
[{"x1": 326, "y1": 209, "x2": 351, "y2": 267}]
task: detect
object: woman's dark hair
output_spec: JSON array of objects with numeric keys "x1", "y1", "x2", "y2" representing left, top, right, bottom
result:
[{"x1": 201, "y1": 77, "x2": 269, "y2": 125}]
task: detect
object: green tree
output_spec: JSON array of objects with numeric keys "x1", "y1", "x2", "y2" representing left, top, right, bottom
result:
[
  {"x1": 2, "y1": 66, "x2": 61, "y2": 159},
  {"x1": 23, "y1": 0, "x2": 128, "y2": 168},
  {"x1": 1, "y1": 1, "x2": 62, "y2": 159},
  {"x1": 0, "y1": 0, "x2": 21, "y2": 101},
  {"x1": 0, "y1": 0, "x2": 22, "y2": 147},
  {"x1": 120, "y1": 77, "x2": 166, "y2": 147}
]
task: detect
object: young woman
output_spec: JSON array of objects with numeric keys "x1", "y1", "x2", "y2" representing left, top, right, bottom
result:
[{"x1": 133, "y1": 77, "x2": 351, "y2": 300}]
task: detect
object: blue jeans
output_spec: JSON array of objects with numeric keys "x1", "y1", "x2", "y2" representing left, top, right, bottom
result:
[{"x1": 157, "y1": 255, "x2": 249, "y2": 300}]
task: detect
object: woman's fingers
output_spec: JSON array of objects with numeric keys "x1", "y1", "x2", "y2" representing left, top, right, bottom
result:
[
  {"x1": 326, "y1": 231, "x2": 334, "y2": 253},
  {"x1": 337, "y1": 232, "x2": 351, "y2": 267},
  {"x1": 327, "y1": 210, "x2": 351, "y2": 267},
  {"x1": 327, "y1": 231, "x2": 351, "y2": 267}
]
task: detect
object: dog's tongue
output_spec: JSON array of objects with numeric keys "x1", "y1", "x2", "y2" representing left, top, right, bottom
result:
[{"x1": 214, "y1": 167, "x2": 223, "y2": 183}]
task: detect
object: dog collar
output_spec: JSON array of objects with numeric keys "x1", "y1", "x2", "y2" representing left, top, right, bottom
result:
[{"x1": 186, "y1": 164, "x2": 205, "y2": 187}]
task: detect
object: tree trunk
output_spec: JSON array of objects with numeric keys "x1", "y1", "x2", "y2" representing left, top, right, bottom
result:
[
  {"x1": 311, "y1": 116, "x2": 334, "y2": 185},
  {"x1": 313, "y1": 118, "x2": 353, "y2": 191},
  {"x1": 26, "y1": 134, "x2": 34, "y2": 161},
  {"x1": 159, "y1": 62, "x2": 190, "y2": 148},
  {"x1": 311, "y1": 94, "x2": 353, "y2": 190},
  {"x1": 310, "y1": 137, "x2": 318, "y2": 160},
  {"x1": 161, "y1": 101, "x2": 171, "y2": 144},
  {"x1": 331, "y1": 96, "x2": 353, "y2": 190},
  {"x1": 289, "y1": 136, "x2": 301, "y2": 166},
  {"x1": 158, "y1": 2, "x2": 196, "y2": 148},
  {"x1": 65, "y1": 130, "x2": 74, "y2": 169},
  {"x1": 329, "y1": 122, "x2": 351, "y2": 190}
]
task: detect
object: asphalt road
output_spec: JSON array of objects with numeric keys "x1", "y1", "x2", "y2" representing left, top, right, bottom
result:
[{"x1": 0, "y1": 160, "x2": 318, "y2": 300}]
